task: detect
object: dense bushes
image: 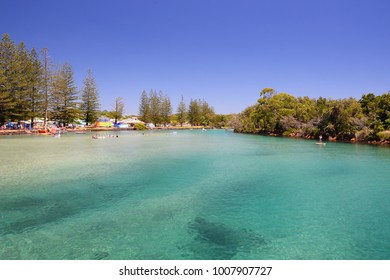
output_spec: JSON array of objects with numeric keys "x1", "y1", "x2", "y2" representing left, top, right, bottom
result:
[
  {"x1": 377, "y1": 130, "x2": 390, "y2": 141},
  {"x1": 232, "y1": 88, "x2": 390, "y2": 142},
  {"x1": 134, "y1": 123, "x2": 147, "y2": 131}
]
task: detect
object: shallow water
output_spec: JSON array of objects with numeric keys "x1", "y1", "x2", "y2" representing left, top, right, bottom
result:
[{"x1": 0, "y1": 130, "x2": 389, "y2": 259}]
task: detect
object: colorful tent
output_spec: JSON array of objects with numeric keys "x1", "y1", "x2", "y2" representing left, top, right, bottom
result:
[{"x1": 95, "y1": 116, "x2": 113, "y2": 128}]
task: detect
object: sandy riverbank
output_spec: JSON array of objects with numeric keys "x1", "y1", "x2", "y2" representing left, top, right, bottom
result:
[
  {"x1": 0, "y1": 129, "x2": 31, "y2": 135},
  {"x1": 0, "y1": 126, "x2": 214, "y2": 136}
]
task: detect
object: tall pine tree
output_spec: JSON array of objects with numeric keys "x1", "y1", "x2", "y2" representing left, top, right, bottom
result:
[
  {"x1": 149, "y1": 90, "x2": 161, "y2": 126},
  {"x1": 50, "y1": 63, "x2": 78, "y2": 126},
  {"x1": 177, "y1": 95, "x2": 187, "y2": 126},
  {"x1": 81, "y1": 69, "x2": 100, "y2": 125},
  {"x1": 160, "y1": 94, "x2": 172, "y2": 126},
  {"x1": 41, "y1": 48, "x2": 52, "y2": 128},
  {"x1": 138, "y1": 90, "x2": 151, "y2": 123},
  {"x1": 0, "y1": 64, "x2": 14, "y2": 126},
  {"x1": 14, "y1": 42, "x2": 31, "y2": 122},
  {"x1": 200, "y1": 99, "x2": 215, "y2": 126},
  {"x1": 26, "y1": 48, "x2": 43, "y2": 128},
  {"x1": 0, "y1": 35, "x2": 15, "y2": 125},
  {"x1": 188, "y1": 99, "x2": 201, "y2": 126},
  {"x1": 0, "y1": 34, "x2": 20, "y2": 122}
]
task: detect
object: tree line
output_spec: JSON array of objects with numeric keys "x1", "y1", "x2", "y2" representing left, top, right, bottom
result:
[
  {"x1": 231, "y1": 88, "x2": 390, "y2": 142},
  {"x1": 138, "y1": 90, "x2": 220, "y2": 127},
  {"x1": 0, "y1": 33, "x2": 101, "y2": 128},
  {"x1": 0, "y1": 34, "x2": 223, "y2": 129},
  {"x1": 8, "y1": 33, "x2": 388, "y2": 139}
]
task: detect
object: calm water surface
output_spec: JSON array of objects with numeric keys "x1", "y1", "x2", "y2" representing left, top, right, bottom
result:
[{"x1": 0, "y1": 130, "x2": 389, "y2": 259}]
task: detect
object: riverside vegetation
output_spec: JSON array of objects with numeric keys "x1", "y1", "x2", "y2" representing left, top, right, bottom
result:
[
  {"x1": 0, "y1": 34, "x2": 220, "y2": 129},
  {"x1": 230, "y1": 88, "x2": 390, "y2": 144},
  {"x1": 1, "y1": 34, "x2": 389, "y2": 144},
  {"x1": 0, "y1": 34, "x2": 100, "y2": 128}
]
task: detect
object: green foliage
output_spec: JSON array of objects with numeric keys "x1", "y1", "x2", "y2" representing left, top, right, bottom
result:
[
  {"x1": 359, "y1": 93, "x2": 390, "y2": 131},
  {"x1": 0, "y1": 34, "x2": 100, "y2": 128},
  {"x1": 14, "y1": 42, "x2": 31, "y2": 120},
  {"x1": 176, "y1": 95, "x2": 187, "y2": 126},
  {"x1": 214, "y1": 114, "x2": 232, "y2": 128},
  {"x1": 377, "y1": 130, "x2": 390, "y2": 141},
  {"x1": 199, "y1": 99, "x2": 215, "y2": 126},
  {"x1": 254, "y1": 91, "x2": 299, "y2": 133},
  {"x1": 160, "y1": 93, "x2": 172, "y2": 126},
  {"x1": 149, "y1": 90, "x2": 161, "y2": 126},
  {"x1": 188, "y1": 99, "x2": 215, "y2": 126},
  {"x1": 0, "y1": 35, "x2": 27, "y2": 122},
  {"x1": 138, "y1": 90, "x2": 151, "y2": 123},
  {"x1": 0, "y1": 63, "x2": 14, "y2": 124},
  {"x1": 232, "y1": 105, "x2": 257, "y2": 133},
  {"x1": 377, "y1": 93, "x2": 390, "y2": 129},
  {"x1": 0, "y1": 34, "x2": 45, "y2": 126},
  {"x1": 295, "y1": 96, "x2": 316, "y2": 123},
  {"x1": 50, "y1": 63, "x2": 79, "y2": 126},
  {"x1": 41, "y1": 48, "x2": 52, "y2": 127},
  {"x1": 6, "y1": 32, "x2": 387, "y2": 143},
  {"x1": 259, "y1": 88, "x2": 276, "y2": 99},
  {"x1": 355, "y1": 127, "x2": 374, "y2": 142},
  {"x1": 323, "y1": 98, "x2": 364, "y2": 139},
  {"x1": 138, "y1": 89, "x2": 173, "y2": 126},
  {"x1": 233, "y1": 87, "x2": 389, "y2": 142},
  {"x1": 0, "y1": 35, "x2": 19, "y2": 121},
  {"x1": 80, "y1": 70, "x2": 100, "y2": 125},
  {"x1": 188, "y1": 99, "x2": 201, "y2": 126},
  {"x1": 26, "y1": 48, "x2": 44, "y2": 128},
  {"x1": 1, "y1": 34, "x2": 220, "y2": 129},
  {"x1": 134, "y1": 122, "x2": 147, "y2": 130}
]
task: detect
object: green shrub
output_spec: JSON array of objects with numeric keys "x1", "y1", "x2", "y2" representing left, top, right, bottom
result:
[
  {"x1": 355, "y1": 128, "x2": 373, "y2": 141},
  {"x1": 134, "y1": 123, "x2": 147, "y2": 131},
  {"x1": 377, "y1": 130, "x2": 390, "y2": 141}
]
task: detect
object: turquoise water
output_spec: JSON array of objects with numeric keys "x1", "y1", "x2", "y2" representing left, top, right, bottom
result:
[{"x1": 0, "y1": 130, "x2": 389, "y2": 260}]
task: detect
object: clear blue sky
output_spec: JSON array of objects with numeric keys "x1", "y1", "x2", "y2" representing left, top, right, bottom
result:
[{"x1": 1, "y1": 0, "x2": 389, "y2": 114}]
